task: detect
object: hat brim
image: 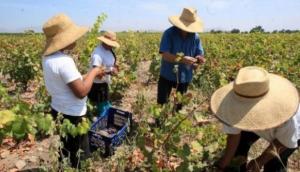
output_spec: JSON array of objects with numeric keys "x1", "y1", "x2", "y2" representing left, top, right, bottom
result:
[
  {"x1": 43, "y1": 26, "x2": 88, "y2": 56},
  {"x1": 97, "y1": 36, "x2": 120, "y2": 48},
  {"x1": 210, "y1": 74, "x2": 299, "y2": 131},
  {"x1": 169, "y1": 16, "x2": 204, "y2": 33}
]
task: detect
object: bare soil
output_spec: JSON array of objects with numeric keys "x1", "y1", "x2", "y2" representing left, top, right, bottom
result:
[{"x1": 0, "y1": 136, "x2": 59, "y2": 172}]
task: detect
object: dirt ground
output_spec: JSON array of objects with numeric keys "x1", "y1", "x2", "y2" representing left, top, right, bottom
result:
[
  {"x1": 0, "y1": 136, "x2": 59, "y2": 172},
  {"x1": 117, "y1": 61, "x2": 156, "y2": 114}
]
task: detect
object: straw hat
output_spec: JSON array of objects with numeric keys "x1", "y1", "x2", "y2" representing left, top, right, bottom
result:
[
  {"x1": 97, "y1": 31, "x2": 120, "y2": 48},
  {"x1": 210, "y1": 66, "x2": 299, "y2": 131},
  {"x1": 169, "y1": 7, "x2": 204, "y2": 33},
  {"x1": 42, "y1": 14, "x2": 88, "y2": 56}
]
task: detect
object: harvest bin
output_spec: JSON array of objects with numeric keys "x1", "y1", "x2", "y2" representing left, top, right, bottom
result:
[{"x1": 89, "y1": 107, "x2": 132, "y2": 156}]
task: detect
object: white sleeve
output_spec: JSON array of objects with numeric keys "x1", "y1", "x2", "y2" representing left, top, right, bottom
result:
[
  {"x1": 59, "y1": 59, "x2": 81, "y2": 84},
  {"x1": 91, "y1": 53, "x2": 103, "y2": 67},
  {"x1": 275, "y1": 117, "x2": 298, "y2": 148},
  {"x1": 223, "y1": 124, "x2": 241, "y2": 135}
]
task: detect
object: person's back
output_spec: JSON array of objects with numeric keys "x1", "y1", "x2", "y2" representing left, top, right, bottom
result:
[
  {"x1": 42, "y1": 51, "x2": 87, "y2": 116},
  {"x1": 41, "y1": 13, "x2": 105, "y2": 168}
]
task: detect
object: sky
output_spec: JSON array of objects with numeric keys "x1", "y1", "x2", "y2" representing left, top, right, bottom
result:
[{"x1": 0, "y1": 0, "x2": 300, "y2": 32}]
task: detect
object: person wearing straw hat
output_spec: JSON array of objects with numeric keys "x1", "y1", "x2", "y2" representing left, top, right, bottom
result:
[
  {"x1": 88, "y1": 31, "x2": 120, "y2": 114},
  {"x1": 157, "y1": 7, "x2": 206, "y2": 110},
  {"x1": 210, "y1": 66, "x2": 300, "y2": 172},
  {"x1": 42, "y1": 14, "x2": 105, "y2": 167}
]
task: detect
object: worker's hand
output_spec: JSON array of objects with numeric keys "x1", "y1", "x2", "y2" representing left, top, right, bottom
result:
[
  {"x1": 195, "y1": 55, "x2": 206, "y2": 64},
  {"x1": 94, "y1": 66, "x2": 105, "y2": 79},
  {"x1": 181, "y1": 56, "x2": 197, "y2": 65},
  {"x1": 104, "y1": 66, "x2": 118, "y2": 76},
  {"x1": 111, "y1": 66, "x2": 119, "y2": 76}
]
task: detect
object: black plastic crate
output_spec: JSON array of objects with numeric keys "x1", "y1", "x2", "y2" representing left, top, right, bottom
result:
[{"x1": 89, "y1": 107, "x2": 132, "y2": 156}]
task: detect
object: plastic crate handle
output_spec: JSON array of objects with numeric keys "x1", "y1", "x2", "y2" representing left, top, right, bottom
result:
[{"x1": 116, "y1": 110, "x2": 126, "y2": 115}]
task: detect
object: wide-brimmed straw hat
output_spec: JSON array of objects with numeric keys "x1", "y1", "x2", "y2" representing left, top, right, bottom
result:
[
  {"x1": 42, "y1": 14, "x2": 88, "y2": 56},
  {"x1": 168, "y1": 7, "x2": 204, "y2": 33},
  {"x1": 210, "y1": 66, "x2": 299, "y2": 131},
  {"x1": 97, "y1": 31, "x2": 120, "y2": 48}
]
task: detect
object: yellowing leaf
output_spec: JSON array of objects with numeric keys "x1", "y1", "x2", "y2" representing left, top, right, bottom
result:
[
  {"x1": 191, "y1": 141, "x2": 203, "y2": 153},
  {"x1": 0, "y1": 110, "x2": 16, "y2": 128}
]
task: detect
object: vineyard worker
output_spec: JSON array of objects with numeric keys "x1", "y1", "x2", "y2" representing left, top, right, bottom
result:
[
  {"x1": 210, "y1": 66, "x2": 300, "y2": 172},
  {"x1": 42, "y1": 14, "x2": 105, "y2": 167},
  {"x1": 158, "y1": 7, "x2": 205, "y2": 109},
  {"x1": 88, "y1": 31, "x2": 120, "y2": 115}
]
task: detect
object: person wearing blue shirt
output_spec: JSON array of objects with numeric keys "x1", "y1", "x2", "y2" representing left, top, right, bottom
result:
[{"x1": 158, "y1": 7, "x2": 206, "y2": 109}]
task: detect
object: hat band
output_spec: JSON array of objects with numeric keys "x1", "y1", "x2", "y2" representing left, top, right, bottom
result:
[
  {"x1": 104, "y1": 35, "x2": 116, "y2": 41},
  {"x1": 234, "y1": 90, "x2": 269, "y2": 98},
  {"x1": 180, "y1": 15, "x2": 196, "y2": 23}
]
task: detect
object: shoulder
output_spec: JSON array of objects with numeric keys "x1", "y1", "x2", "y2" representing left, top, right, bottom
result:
[
  {"x1": 44, "y1": 52, "x2": 72, "y2": 63},
  {"x1": 96, "y1": 45, "x2": 103, "y2": 51},
  {"x1": 165, "y1": 26, "x2": 175, "y2": 32},
  {"x1": 285, "y1": 104, "x2": 300, "y2": 128},
  {"x1": 92, "y1": 45, "x2": 100, "y2": 53},
  {"x1": 274, "y1": 114, "x2": 299, "y2": 148},
  {"x1": 163, "y1": 26, "x2": 176, "y2": 35},
  {"x1": 161, "y1": 27, "x2": 176, "y2": 42},
  {"x1": 59, "y1": 53, "x2": 74, "y2": 63},
  {"x1": 294, "y1": 104, "x2": 300, "y2": 128},
  {"x1": 92, "y1": 45, "x2": 105, "y2": 56},
  {"x1": 55, "y1": 53, "x2": 75, "y2": 68},
  {"x1": 274, "y1": 106, "x2": 299, "y2": 138},
  {"x1": 193, "y1": 33, "x2": 201, "y2": 40}
]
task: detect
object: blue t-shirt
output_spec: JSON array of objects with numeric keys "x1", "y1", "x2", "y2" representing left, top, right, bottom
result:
[{"x1": 159, "y1": 26, "x2": 204, "y2": 83}]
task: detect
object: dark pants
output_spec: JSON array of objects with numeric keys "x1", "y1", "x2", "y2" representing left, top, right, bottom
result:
[
  {"x1": 231, "y1": 131, "x2": 299, "y2": 172},
  {"x1": 157, "y1": 76, "x2": 189, "y2": 110},
  {"x1": 88, "y1": 83, "x2": 109, "y2": 104},
  {"x1": 51, "y1": 108, "x2": 91, "y2": 168}
]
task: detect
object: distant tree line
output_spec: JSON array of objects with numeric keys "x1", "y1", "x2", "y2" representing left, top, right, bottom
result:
[
  {"x1": 1, "y1": 26, "x2": 299, "y2": 35},
  {"x1": 209, "y1": 26, "x2": 300, "y2": 34}
]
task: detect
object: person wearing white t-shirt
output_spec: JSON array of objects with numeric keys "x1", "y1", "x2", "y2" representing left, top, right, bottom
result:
[
  {"x1": 42, "y1": 14, "x2": 105, "y2": 168},
  {"x1": 210, "y1": 66, "x2": 299, "y2": 172},
  {"x1": 88, "y1": 31, "x2": 120, "y2": 114}
]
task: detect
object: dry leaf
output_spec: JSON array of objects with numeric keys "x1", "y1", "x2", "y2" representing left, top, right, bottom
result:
[
  {"x1": 0, "y1": 163, "x2": 7, "y2": 171},
  {"x1": 27, "y1": 134, "x2": 35, "y2": 144},
  {"x1": 15, "y1": 160, "x2": 26, "y2": 170},
  {"x1": 9, "y1": 168, "x2": 18, "y2": 172},
  {"x1": 0, "y1": 150, "x2": 10, "y2": 159},
  {"x1": 2, "y1": 137, "x2": 16, "y2": 148},
  {"x1": 167, "y1": 156, "x2": 182, "y2": 171},
  {"x1": 147, "y1": 117, "x2": 156, "y2": 125},
  {"x1": 130, "y1": 148, "x2": 145, "y2": 167},
  {"x1": 28, "y1": 156, "x2": 38, "y2": 163}
]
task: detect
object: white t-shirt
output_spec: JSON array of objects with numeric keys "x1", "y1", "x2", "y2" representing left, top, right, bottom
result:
[
  {"x1": 90, "y1": 45, "x2": 115, "y2": 84},
  {"x1": 223, "y1": 104, "x2": 300, "y2": 148},
  {"x1": 42, "y1": 51, "x2": 87, "y2": 116}
]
